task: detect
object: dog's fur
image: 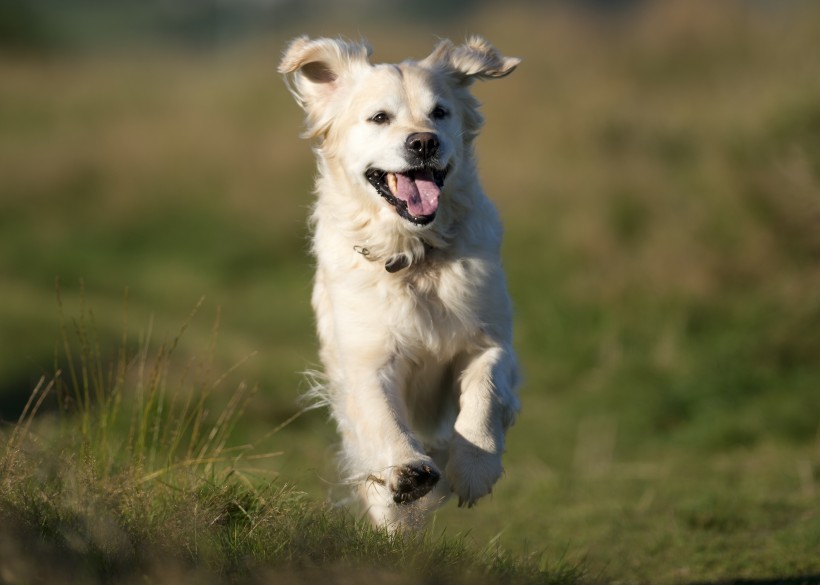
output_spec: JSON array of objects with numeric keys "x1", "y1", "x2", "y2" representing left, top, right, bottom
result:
[{"x1": 279, "y1": 36, "x2": 521, "y2": 530}]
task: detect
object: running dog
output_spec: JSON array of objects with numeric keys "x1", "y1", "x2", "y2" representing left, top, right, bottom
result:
[{"x1": 279, "y1": 35, "x2": 520, "y2": 530}]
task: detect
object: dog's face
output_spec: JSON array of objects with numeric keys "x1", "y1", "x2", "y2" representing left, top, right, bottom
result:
[
  {"x1": 279, "y1": 37, "x2": 519, "y2": 228},
  {"x1": 341, "y1": 65, "x2": 455, "y2": 226}
]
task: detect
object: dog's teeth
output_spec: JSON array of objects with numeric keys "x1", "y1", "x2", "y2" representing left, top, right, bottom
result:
[{"x1": 387, "y1": 172, "x2": 398, "y2": 195}]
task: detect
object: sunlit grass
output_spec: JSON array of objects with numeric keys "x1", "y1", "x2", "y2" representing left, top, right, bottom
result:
[
  {"x1": 0, "y1": 292, "x2": 581, "y2": 585},
  {"x1": 1, "y1": 1, "x2": 820, "y2": 583}
]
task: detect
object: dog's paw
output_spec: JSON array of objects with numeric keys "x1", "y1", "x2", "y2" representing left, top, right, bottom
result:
[
  {"x1": 446, "y1": 438, "x2": 504, "y2": 508},
  {"x1": 391, "y1": 461, "x2": 441, "y2": 505}
]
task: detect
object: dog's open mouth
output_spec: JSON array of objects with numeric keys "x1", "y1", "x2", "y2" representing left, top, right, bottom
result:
[{"x1": 365, "y1": 167, "x2": 447, "y2": 226}]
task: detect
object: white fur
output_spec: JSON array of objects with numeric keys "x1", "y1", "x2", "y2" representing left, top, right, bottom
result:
[{"x1": 279, "y1": 36, "x2": 521, "y2": 530}]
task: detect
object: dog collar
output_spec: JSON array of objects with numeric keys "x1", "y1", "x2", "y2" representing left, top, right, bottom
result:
[{"x1": 353, "y1": 243, "x2": 433, "y2": 273}]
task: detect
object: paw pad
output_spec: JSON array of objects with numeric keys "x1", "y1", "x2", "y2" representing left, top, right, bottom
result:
[{"x1": 392, "y1": 463, "x2": 440, "y2": 504}]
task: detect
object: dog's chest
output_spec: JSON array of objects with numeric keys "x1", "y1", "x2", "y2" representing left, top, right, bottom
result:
[{"x1": 388, "y1": 258, "x2": 484, "y2": 354}]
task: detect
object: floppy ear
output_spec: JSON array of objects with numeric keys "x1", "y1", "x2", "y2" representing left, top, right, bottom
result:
[
  {"x1": 422, "y1": 36, "x2": 520, "y2": 86},
  {"x1": 278, "y1": 36, "x2": 372, "y2": 137}
]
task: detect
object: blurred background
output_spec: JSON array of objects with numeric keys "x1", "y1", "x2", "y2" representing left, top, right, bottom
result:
[{"x1": 2, "y1": 0, "x2": 820, "y2": 582}]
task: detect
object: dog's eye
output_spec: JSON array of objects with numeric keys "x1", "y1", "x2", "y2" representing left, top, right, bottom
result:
[
  {"x1": 369, "y1": 112, "x2": 390, "y2": 125},
  {"x1": 431, "y1": 105, "x2": 450, "y2": 120}
]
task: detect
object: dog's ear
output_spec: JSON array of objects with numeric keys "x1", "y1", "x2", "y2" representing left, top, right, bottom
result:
[
  {"x1": 422, "y1": 36, "x2": 520, "y2": 86},
  {"x1": 279, "y1": 36, "x2": 372, "y2": 137}
]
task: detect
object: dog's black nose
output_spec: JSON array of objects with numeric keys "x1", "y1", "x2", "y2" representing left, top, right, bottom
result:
[{"x1": 406, "y1": 132, "x2": 439, "y2": 161}]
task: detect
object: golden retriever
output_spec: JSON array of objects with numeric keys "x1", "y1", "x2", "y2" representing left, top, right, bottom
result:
[{"x1": 279, "y1": 35, "x2": 520, "y2": 530}]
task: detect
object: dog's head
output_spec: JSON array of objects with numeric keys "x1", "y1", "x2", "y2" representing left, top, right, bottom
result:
[{"x1": 279, "y1": 36, "x2": 519, "y2": 229}]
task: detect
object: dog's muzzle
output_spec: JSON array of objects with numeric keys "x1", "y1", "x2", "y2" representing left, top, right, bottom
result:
[{"x1": 365, "y1": 166, "x2": 448, "y2": 226}]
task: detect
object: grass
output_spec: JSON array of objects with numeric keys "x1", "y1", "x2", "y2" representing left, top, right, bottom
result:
[
  {"x1": 0, "y1": 291, "x2": 580, "y2": 585},
  {"x1": 2, "y1": 1, "x2": 820, "y2": 583}
]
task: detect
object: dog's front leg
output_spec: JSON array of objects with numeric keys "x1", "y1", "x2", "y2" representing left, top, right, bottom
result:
[
  {"x1": 447, "y1": 344, "x2": 519, "y2": 507},
  {"x1": 337, "y1": 359, "x2": 440, "y2": 525}
]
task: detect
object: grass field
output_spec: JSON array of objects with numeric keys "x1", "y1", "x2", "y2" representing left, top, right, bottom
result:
[{"x1": 2, "y1": 2, "x2": 820, "y2": 583}]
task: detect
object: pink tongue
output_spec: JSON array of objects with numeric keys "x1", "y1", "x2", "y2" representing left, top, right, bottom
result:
[{"x1": 394, "y1": 171, "x2": 440, "y2": 217}]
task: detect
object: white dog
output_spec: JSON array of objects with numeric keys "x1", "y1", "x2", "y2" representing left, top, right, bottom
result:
[{"x1": 279, "y1": 35, "x2": 520, "y2": 530}]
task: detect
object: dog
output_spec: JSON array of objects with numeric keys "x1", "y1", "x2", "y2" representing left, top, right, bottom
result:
[{"x1": 279, "y1": 35, "x2": 520, "y2": 530}]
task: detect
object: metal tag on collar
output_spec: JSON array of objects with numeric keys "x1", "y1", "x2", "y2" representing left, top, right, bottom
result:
[{"x1": 385, "y1": 255, "x2": 410, "y2": 273}]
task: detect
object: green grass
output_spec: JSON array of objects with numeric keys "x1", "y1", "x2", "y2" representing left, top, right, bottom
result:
[
  {"x1": 2, "y1": 1, "x2": 820, "y2": 583},
  {"x1": 0, "y1": 294, "x2": 580, "y2": 585}
]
